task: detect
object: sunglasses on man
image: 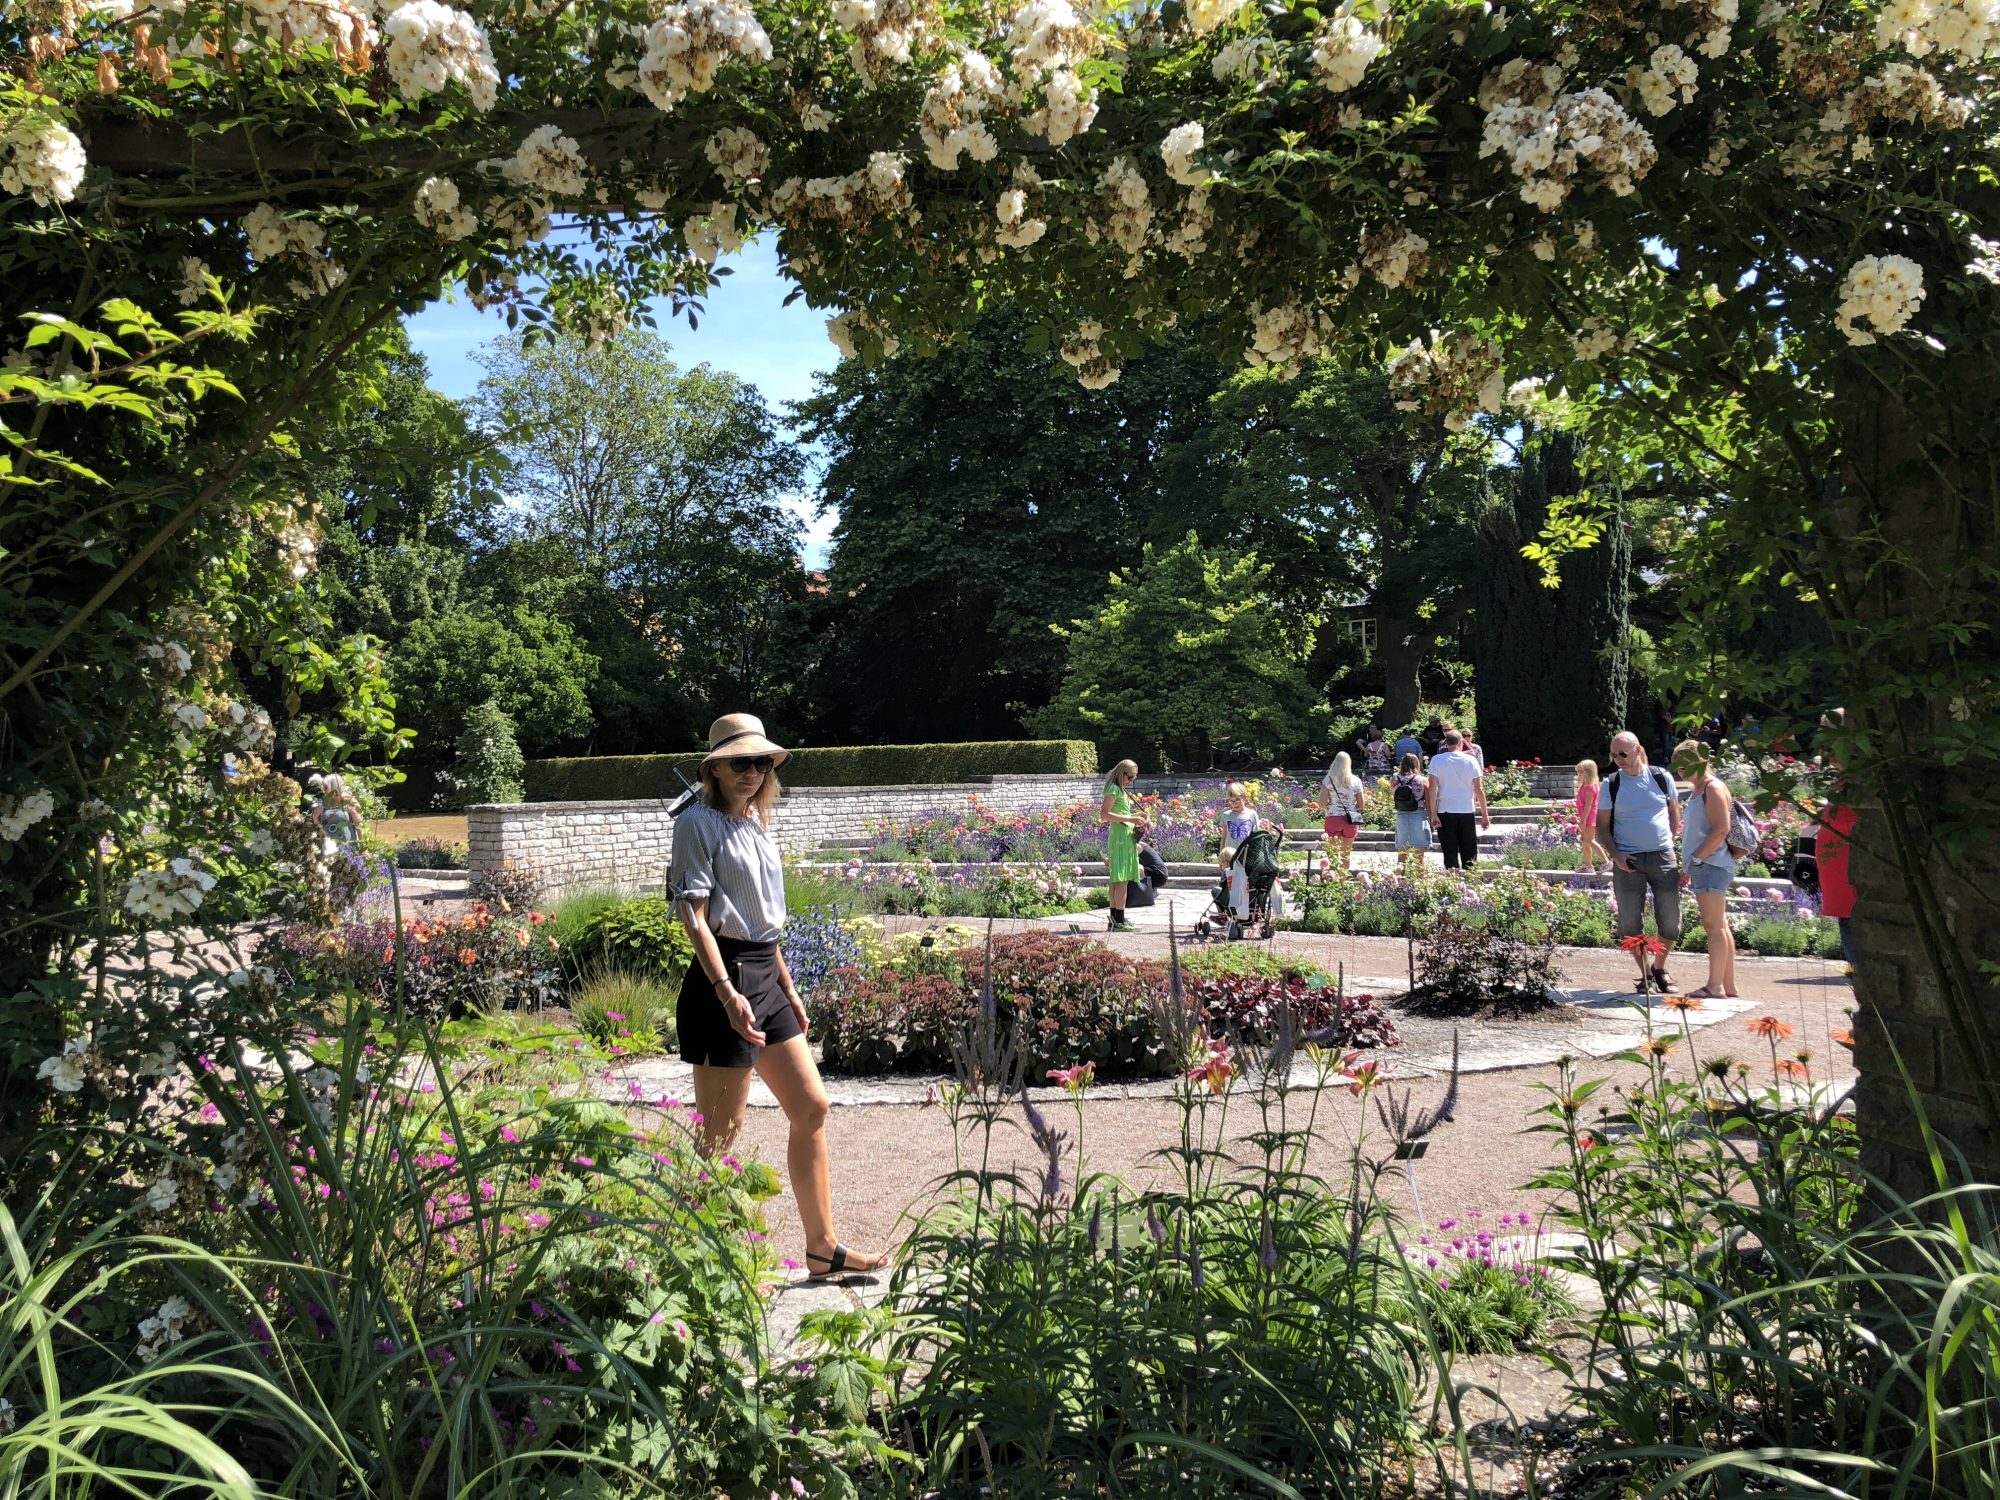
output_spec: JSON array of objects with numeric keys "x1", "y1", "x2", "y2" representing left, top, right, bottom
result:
[{"x1": 726, "y1": 755, "x2": 776, "y2": 774}]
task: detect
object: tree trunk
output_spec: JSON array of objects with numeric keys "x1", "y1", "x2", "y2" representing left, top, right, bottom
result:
[
  {"x1": 1829, "y1": 368, "x2": 2000, "y2": 1198},
  {"x1": 1378, "y1": 618, "x2": 1426, "y2": 727}
]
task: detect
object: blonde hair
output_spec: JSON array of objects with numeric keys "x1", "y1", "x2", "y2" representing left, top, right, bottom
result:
[
  {"x1": 1327, "y1": 751, "x2": 1360, "y2": 792},
  {"x1": 1105, "y1": 759, "x2": 1139, "y2": 791},
  {"x1": 319, "y1": 772, "x2": 350, "y2": 803},
  {"x1": 1575, "y1": 759, "x2": 1599, "y2": 785},
  {"x1": 1671, "y1": 738, "x2": 1711, "y2": 777},
  {"x1": 1225, "y1": 780, "x2": 1248, "y2": 801},
  {"x1": 701, "y1": 759, "x2": 782, "y2": 827}
]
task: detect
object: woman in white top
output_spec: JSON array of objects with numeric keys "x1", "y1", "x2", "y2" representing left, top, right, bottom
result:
[
  {"x1": 672, "y1": 713, "x2": 885, "y2": 1281},
  {"x1": 1320, "y1": 751, "x2": 1365, "y2": 870}
]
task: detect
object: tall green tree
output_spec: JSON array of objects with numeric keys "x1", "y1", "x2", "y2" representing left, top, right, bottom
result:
[
  {"x1": 470, "y1": 330, "x2": 809, "y2": 731},
  {"x1": 1474, "y1": 433, "x2": 1632, "y2": 763},
  {"x1": 1031, "y1": 533, "x2": 1312, "y2": 767},
  {"x1": 795, "y1": 308, "x2": 1223, "y2": 740},
  {"x1": 388, "y1": 606, "x2": 598, "y2": 759},
  {"x1": 1154, "y1": 363, "x2": 1488, "y2": 726}
]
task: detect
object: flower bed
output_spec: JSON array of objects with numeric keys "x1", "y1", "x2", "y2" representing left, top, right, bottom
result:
[
  {"x1": 1286, "y1": 866, "x2": 1840, "y2": 957},
  {"x1": 791, "y1": 858, "x2": 1098, "y2": 918},
  {"x1": 1189, "y1": 974, "x2": 1401, "y2": 1048},
  {"x1": 814, "y1": 931, "x2": 1168, "y2": 1076},
  {"x1": 264, "y1": 901, "x2": 568, "y2": 1018},
  {"x1": 806, "y1": 926, "x2": 1404, "y2": 1076},
  {"x1": 854, "y1": 778, "x2": 1334, "y2": 866},
  {"x1": 21, "y1": 991, "x2": 858, "y2": 1497}
]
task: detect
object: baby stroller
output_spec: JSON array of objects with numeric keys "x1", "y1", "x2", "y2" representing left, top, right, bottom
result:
[{"x1": 1193, "y1": 826, "x2": 1283, "y2": 941}]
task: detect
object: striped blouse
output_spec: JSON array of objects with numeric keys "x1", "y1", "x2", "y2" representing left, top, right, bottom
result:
[{"x1": 668, "y1": 801, "x2": 787, "y2": 943}]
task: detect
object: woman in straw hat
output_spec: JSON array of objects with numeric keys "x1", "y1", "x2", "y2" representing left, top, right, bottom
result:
[{"x1": 670, "y1": 712, "x2": 886, "y2": 1279}]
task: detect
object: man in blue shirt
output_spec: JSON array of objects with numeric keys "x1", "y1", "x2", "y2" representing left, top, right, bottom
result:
[
  {"x1": 1393, "y1": 728, "x2": 1425, "y2": 766},
  {"x1": 1595, "y1": 730, "x2": 1684, "y2": 992}
]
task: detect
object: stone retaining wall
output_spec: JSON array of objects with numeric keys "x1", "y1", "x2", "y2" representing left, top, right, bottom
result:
[
  {"x1": 467, "y1": 774, "x2": 1104, "y2": 895},
  {"x1": 468, "y1": 766, "x2": 1576, "y2": 895}
]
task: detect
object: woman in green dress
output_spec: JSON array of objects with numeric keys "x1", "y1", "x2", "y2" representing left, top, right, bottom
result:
[{"x1": 1101, "y1": 759, "x2": 1142, "y2": 931}]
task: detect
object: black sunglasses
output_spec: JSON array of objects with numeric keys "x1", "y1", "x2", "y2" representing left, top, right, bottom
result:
[{"x1": 726, "y1": 755, "x2": 775, "y2": 774}]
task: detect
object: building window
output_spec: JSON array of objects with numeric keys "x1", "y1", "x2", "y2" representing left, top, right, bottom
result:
[{"x1": 1341, "y1": 617, "x2": 1378, "y2": 652}]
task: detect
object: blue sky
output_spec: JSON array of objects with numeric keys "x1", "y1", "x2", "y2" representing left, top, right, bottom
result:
[{"x1": 403, "y1": 238, "x2": 842, "y2": 564}]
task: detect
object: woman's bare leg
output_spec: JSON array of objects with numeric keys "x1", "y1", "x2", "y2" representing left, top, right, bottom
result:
[
  {"x1": 691, "y1": 1063, "x2": 755, "y2": 1156},
  {"x1": 1695, "y1": 890, "x2": 1736, "y2": 995},
  {"x1": 755, "y1": 1036, "x2": 886, "y2": 1271},
  {"x1": 1697, "y1": 889, "x2": 1740, "y2": 995}
]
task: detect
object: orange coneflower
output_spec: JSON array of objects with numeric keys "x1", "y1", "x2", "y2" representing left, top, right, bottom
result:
[
  {"x1": 1664, "y1": 995, "x2": 1704, "y2": 1012},
  {"x1": 1830, "y1": 1028, "x2": 1856, "y2": 1048},
  {"x1": 1748, "y1": 1016, "x2": 1794, "y2": 1041}
]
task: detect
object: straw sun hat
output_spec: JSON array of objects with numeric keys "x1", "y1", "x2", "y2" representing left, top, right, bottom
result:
[{"x1": 702, "y1": 712, "x2": 789, "y2": 767}]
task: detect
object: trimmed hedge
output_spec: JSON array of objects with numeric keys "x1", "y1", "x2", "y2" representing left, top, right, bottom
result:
[{"x1": 522, "y1": 740, "x2": 1099, "y2": 801}]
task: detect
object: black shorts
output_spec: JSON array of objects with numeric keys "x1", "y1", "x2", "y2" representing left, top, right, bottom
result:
[{"x1": 678, "y1": 938, "x2": 803, "y2": 1068}]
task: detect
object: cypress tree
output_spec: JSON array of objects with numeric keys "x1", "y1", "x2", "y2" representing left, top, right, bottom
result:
[{"x1": 1474, "y1": 435, "x2": 1632, "y2": 763}]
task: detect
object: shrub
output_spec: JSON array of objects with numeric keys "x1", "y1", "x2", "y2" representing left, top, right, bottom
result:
[
  {"x1": 1189, "y1": 975, "x2": 1401, "y2": 1048},
  {"x1": 1177, "y1": 945, "x2": 1332, "y2": 986},
  {"x1": 546, "y1": 885, "x2": 624, "y2": 954},
  {"x1": 524, "y1": 740, "x2": 1099, "y2": 800},
  {"x1": 781, "y1": 905, "x2": 869, "y2": 999},
  {"x1": 1405, "y1": 914, "x2": 1562, "y2": 1015},
  {"x1": 568, "y1": 897, "x2": 694, "y2": 988},
  {"x1": 453, "y1": 698, "x2": 526, "y2": 806},
  {"x1": 815, "y1": 934, "x2": 1170, "y2": 1077},
  {"x1": 468, "y1": 863, "x2": 543, "y2": 908},
  {"x1": 1482, "y1": 759, "x2": 1538, "y2": 801},
  {"x1": 264, "y1": 904, "x2": 567, "y2": 1019},
  {"x1": 969, "y1": 933, "x2": 1170, "y2": 1076},
  {"x1": 392, "y1": 836, "x2": 466, "y2": 870},
  {"x1": 1498, "y1": 821, "x2": 1581, "y2": 868},
  {"x1": 1398, "y1": 1211, "x2": 1575, "y2": 1354},
  {"x1": 811, "y1": 965, "x2": 983, "y2": 1074},
  {"x1": 570, "y1": 967, "x2": 676, "y2": 1053}
]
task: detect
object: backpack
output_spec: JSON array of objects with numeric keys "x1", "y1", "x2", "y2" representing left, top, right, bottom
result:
[
  {"x1": 1392, "y1": 774, "x2": 1424, "y2": 813},
  {"x1": 1605, "y1": 765, "x2": 1675, "y2": 814},
  {"x1": 1724, "y1": 794, "x2": 1762, "y2": 860}
]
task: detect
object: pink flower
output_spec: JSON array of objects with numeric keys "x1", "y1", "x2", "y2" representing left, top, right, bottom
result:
[
  {"x1": 1046, "y1": 1062, "x2": 1096, "y2": 1092},
  {"x1": 1187, "y1": 1036, "x2": 1234, "y2": 1095}
]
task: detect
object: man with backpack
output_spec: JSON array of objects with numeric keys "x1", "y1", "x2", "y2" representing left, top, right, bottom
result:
[{"x1": 1596, "y1": 731, "x2": 1685, "y2": 992}]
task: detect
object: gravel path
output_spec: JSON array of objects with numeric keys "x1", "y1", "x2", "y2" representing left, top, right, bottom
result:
[{"x1": 723, "y1": 927, "x2": 1856, "y2": 1265}]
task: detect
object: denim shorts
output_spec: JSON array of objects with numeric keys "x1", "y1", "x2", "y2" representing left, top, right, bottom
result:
[
  {"x1": 1394, "y1": 810, "x2": 1432, "y2": 849},
  {"x1": 1686, "y1": 858, "x2": 1736, "y2": 895}
]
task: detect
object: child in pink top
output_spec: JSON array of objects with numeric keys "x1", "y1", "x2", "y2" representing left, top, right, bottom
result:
[{"x1": 1575, "y1": 759, "x2": 1604, "y2": 873}]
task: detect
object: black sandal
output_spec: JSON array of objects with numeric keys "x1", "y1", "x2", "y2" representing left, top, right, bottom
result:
[
  {"x1": 1652, "y1": 966, "x2": 1673, "y2": 993},
  {"x1": 804, "y1": 1245, "x2": 867, "y2": 1279}
]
